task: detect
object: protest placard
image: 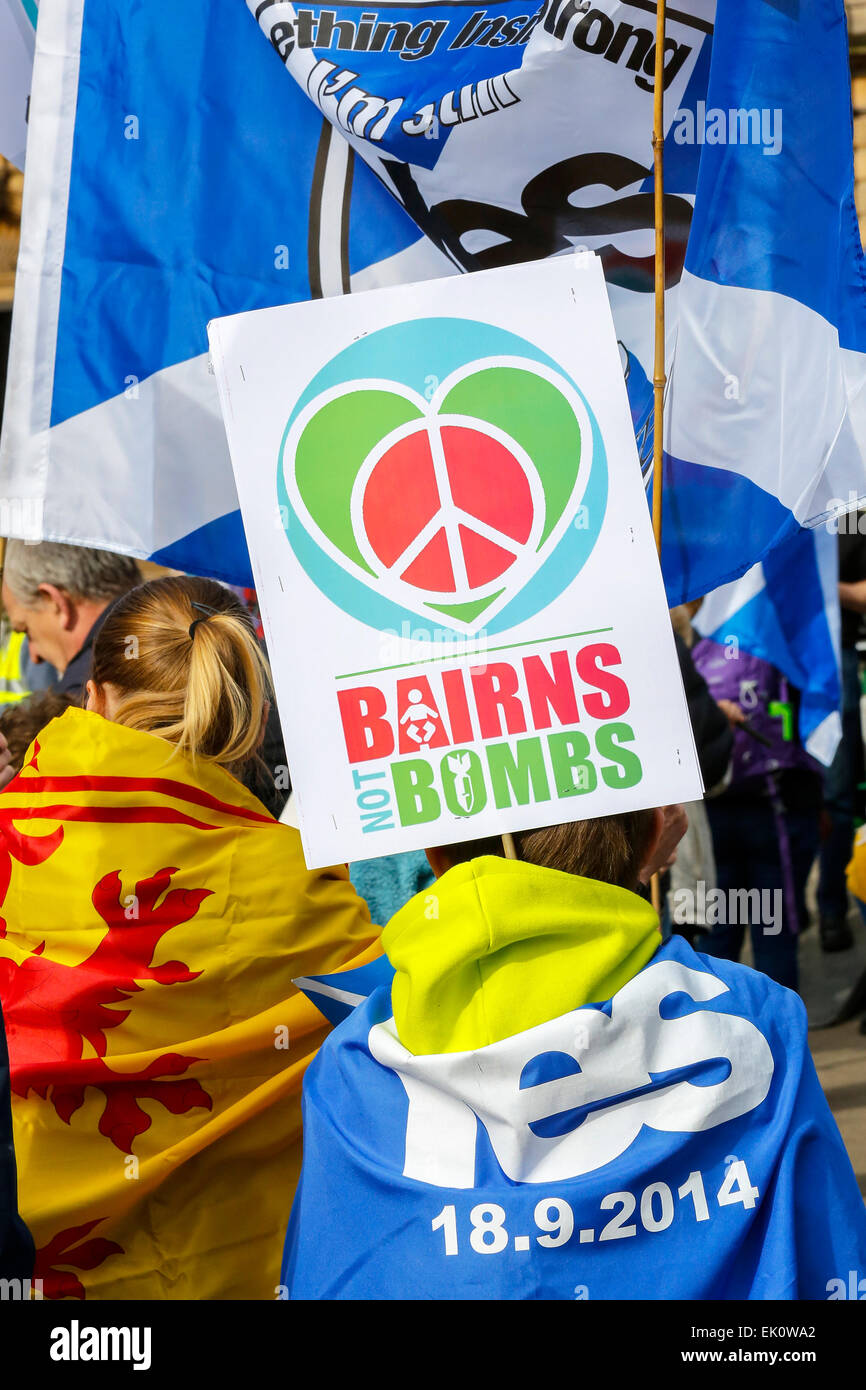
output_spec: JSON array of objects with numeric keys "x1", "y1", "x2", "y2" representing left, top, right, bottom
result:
[{"x1": 209, "y1": 252, "x2": 702, "y2": 867}]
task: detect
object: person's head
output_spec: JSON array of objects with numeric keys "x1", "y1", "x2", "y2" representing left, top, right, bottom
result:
[
  {"x1": 0, "y1": 689, "x2": 75, "y2": 777},
  {"x1": 427, "y1": 808, "x2": 665, "y2": 894},
  {"x1": 85, "y1": 575, "x2": 271, "y2": 773},
  {"x1": 2, "y1": 541, "x2": 140, "y2": 674}
]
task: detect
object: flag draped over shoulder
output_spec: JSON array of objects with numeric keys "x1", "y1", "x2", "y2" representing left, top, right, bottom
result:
[
  {"x1": 0, "y1": 707, "x2": 379, "y2": 1300},
  {"x1": 286, "y1": 870, "x2": 866, "y2": 1300}
]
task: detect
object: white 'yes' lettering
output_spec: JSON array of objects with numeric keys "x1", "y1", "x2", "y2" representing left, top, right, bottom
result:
[{"x1": 367, "y1": 960, "x2": 774, "y2": 1187}]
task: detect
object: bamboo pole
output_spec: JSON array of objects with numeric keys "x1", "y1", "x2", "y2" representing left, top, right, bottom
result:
[
  {"x1": 475, "y1": 9, "x2": 670, "y2": 891},
  {"x1": 651, "y1": 0, "x2": 667, "y2": 554},
  {"x1": 650, "y1": 869, "x2": 662, "y2": 914},
  {"x1": 650, "y1": 0, "x2": 667, "y2": 915}
]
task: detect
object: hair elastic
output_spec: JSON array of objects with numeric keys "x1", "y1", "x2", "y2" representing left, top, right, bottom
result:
[{"x1": 188, "y1": 601, "x2": 220, "y2": 639}]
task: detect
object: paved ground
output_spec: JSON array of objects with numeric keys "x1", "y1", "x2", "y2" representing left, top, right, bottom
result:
[
  {"x1": 733, "y1": 871, "x2": 866, "y2": 1194},
  {"x1": 801, "y1": 897, "x2": 866, "y2": 1197},
  {"x1": 810, "y1": 1016, "x2": 866, "y2": 1196},
  {"x1": 742, "y1": 874, "x2": 866, "y2": 1201}
]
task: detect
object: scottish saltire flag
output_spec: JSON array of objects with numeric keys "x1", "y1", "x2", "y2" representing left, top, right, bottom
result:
[
  {"x1": 2, "y1": 0, "x2": 712, "y2": 577},
  {"x1": 295, "y1": 955, "x2": 395, "y2": 1026},
  {"x1": 245, "y1": 0, "x2": 860, "y2": 751},
  {"x1": 659, "y1": 0, "x2": 866, "y2": 603},
  {"x1": 0, "y1": 0, "x2": 444, "y2": 581},
  {"x1": 286, "y1": 935, "x2": 866, "y2": 1300},
  {"x1": 694, "y1": 527, "x2": 842, "y2": 763},
  {"x1": 3, "y1": 0, "x2": 864, "y2": 670},
  {"x1": 249, "y1": 0, "x2": 715, "y2": 481},
  {"x1": 0, "y1": 706, "x2": 379, "y2": 1298},
  {"x1": 250, "y1": 0, "x2": 866, "y2": 542}
]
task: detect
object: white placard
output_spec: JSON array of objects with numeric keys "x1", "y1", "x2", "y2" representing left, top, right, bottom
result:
[{"x1": 209, "y1": 253, "x2": 702, "y2": 867}]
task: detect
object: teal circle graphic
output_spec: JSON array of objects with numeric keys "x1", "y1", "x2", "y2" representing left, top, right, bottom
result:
[{"x1": 278, "y1": 317, "x2": 608, "y2": 636}]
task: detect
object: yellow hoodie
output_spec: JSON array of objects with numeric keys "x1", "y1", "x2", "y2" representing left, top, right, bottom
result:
[{"x1": 383, "y1": 855, "x2": 661, "y2": 1055}]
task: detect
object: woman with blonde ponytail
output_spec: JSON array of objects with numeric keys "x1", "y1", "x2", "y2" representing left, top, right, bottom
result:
[
  {"x1": 0, "y1": 575, "x2": 379, "y2": 1301},
  {"x1": 86, "y1": 576, "x2": 273, "y2": 772}
]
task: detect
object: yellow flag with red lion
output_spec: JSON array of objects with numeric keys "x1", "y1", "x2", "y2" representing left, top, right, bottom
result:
[{"x1": 0, "y1": 707, "x2": 379, "y2": 1299}]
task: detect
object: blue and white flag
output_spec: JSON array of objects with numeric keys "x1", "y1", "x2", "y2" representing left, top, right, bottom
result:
[
  {"x1": 246, "y1": 0, "x2": 860, "y2": 748},
  {"x1": 694, "y1": 526, "x2": 842, "y2": 763},
  {"x1": 285, "y1": 935, "x2": 866, "y2": 1300},
  {"x1": 248, "y1": 0, "x2": 715, "y2": 480},
  {"x1": 2, "y1": 0, "x2": 864, "y2": 698},
  {"x1": 659, "y1": 0, "x2": 866, "y2": 603},
  {"x1": 0, "y1": 0, "x2": 445, "y2": 581}
]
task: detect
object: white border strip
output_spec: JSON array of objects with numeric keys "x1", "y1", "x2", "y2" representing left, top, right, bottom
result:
[
  {"x1": 667, "y1": 269, "x2": 866, "y2": 524},
  {"x1": 292, "y1": 977, "x2": 366, "y2": 1010},
  {"x1": 0, "y1": 0, "x2": 85, "y2": 518}
]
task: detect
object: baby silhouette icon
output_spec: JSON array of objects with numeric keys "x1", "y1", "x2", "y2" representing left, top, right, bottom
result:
[{"x1": 399, "y1": 688, "x2": 440, "y2": 750}]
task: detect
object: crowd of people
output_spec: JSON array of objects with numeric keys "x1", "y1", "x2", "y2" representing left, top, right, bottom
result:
[{"x1": 0, "y1": 538, "x2": 864, "y2": 1300}]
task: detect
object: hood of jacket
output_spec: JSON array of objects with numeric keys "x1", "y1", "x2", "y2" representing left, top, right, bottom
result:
[{"x1": 382, "y1": 856, "x2": 661, "y2": 1055}]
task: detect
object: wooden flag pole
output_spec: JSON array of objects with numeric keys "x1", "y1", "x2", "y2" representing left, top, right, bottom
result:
[
  {"x1": 650, "y1": 0, "x2": 667, "y2": 916},
  {"x1": 651, "y1": 0, "x2": 667, "y2": 555},
  {"x1": 485, "y1": 7, "x2": 670, "y2": 895}
]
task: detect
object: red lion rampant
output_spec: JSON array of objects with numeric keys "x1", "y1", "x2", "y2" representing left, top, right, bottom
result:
[
  {"x1": 0, "y1": 865, "x2": 214, "y2": 1152},
  {"x1": 34, "y1": 1219, "x2": 125, "y2": 1301}
]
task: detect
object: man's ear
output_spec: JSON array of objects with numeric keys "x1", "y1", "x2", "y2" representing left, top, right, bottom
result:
[
  {"x1": 425, "y1": 846, "x2": 453, "y2": 880},
  {"x1": 38, "y1": 583, "x2": 74, "y2": 629}
]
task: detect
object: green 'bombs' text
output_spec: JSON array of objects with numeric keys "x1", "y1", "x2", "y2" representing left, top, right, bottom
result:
[{"x1": 391, "y1": 723, "x2": 642, "y2": 826}]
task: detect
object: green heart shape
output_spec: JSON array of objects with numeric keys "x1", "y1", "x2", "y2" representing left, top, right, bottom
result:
[{"x1": 292, "y1": 364, "x2": 582, "y2": 626}]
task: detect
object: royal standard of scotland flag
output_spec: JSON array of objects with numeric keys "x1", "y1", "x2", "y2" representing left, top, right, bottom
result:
[{"x1": 285, "y1": 859, "x2": 866, "y2": 1300}]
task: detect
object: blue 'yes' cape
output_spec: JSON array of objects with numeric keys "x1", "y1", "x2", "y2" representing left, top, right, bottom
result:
[{"x1": 284, "y1": 936, "x2": 866, "y2": 1300}]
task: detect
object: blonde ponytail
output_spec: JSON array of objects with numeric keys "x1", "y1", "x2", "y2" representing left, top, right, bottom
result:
[{"x1": 91, "y1": 577, "x2": 272, "y2": 771}]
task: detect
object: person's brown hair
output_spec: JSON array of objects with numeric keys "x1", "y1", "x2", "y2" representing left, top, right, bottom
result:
[
  {"x1": 0, "y1": 690, "x2": 75, "y2": 774},
  {"x1": 91, "y1": 576, "x2": 271, "y2": 770},
  {"x1": 440, "y1": 809, "x2": 655, "y2": 890}
]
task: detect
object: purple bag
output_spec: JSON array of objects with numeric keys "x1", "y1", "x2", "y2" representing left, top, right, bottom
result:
[
  {"x1": 691, "y1": 638, "x2": 821, "y2": 786},
  {"x1": 692, "y1": 638, "x2": 821, "y2": 936}
]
